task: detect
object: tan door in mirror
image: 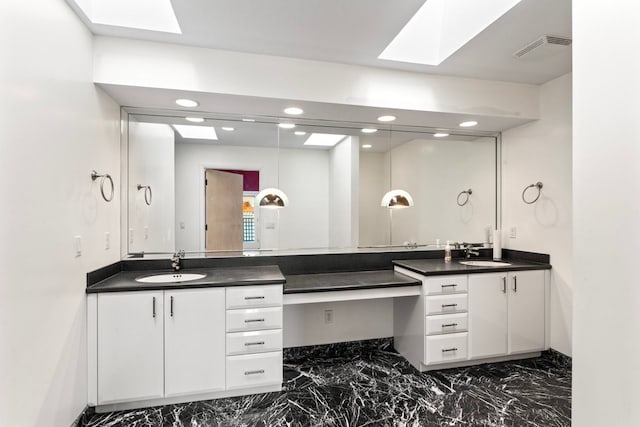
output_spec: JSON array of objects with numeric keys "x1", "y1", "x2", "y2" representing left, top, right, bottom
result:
[{"x1": 205, "y1": 170, "x2": 243, "y2": 251}]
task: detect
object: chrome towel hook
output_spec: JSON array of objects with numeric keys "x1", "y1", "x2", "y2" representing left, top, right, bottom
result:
[
  {"x1": 137, "y1": 184, "x2": 152, "y2": 206},
  {"x1": 457, "y1": 189, "x2": 472, "y2": 206},
  {"x1": 522, "y1": 182, "x2": 543, "y2": 204},
  {"x1": 91, "y1": 170, "x2": 114, "y2": 202}
]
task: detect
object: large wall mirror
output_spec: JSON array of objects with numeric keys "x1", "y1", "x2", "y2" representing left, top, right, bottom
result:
[{"x1": 123, "y1": 111, "x2": 498, "y2": 257}]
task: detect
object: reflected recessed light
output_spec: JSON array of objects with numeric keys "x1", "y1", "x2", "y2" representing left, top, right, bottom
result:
[
  {"x1": 362, "y1": 144, "x2": 373, "y2": 148},
  {"x1": 377, "y1": 115, "x2": 396, "y2": 122},
  {"x1": 434, "y1": 133, "x2": 449, "y2": 138},
  {"x1": 362, "y1": 128, "x2": 378, "y2": 134},
  {"x1": 304, "y1": 133, "x2": 347, "y2": 147},
  {"x1": 172, "y1": 125, "x2": 218, "y2": 140},
  {"x1": 278, "y1": 123, "x2": 296, "y2": 129},
  {"x1": 186, "y1": 117, "x2": 204, "y2": 123},
  {"x1": 222, "y1": 127, "x2": 235, "y2": 131},
  {"x1": 459, "y1": 121, "x2": 478, "y2": 127},
  {"x1": 295, "y1": 131, "x2": 307, "y2": 136},
  {"x1": 242, "y1": 118, "x2": 256, "y2": 122},
  {"x1": 175, "y1": 98, "x2": 199, "y2": 107},
  {"x1": 284, "y1": 107, "x2": 304, "y2": 115}
]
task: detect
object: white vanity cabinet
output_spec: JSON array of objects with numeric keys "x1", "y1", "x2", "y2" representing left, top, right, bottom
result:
[
  {"x1": 394, "y1": 267, "x2": 548, "y2": 372},
  {"x1": 88, "y1": 283, "x2": 283, "y2": 412},
  {"x1": 164, "y1": 288, "x2": 226, "y2": 397},
  {"x1": 96, "y1": 291, "x2": 164, "y2": 404}
]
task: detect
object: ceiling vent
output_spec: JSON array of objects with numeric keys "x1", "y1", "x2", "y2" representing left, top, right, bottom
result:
[{"x1": 513, "y1": 34, "x2": 572, "y2": 59}]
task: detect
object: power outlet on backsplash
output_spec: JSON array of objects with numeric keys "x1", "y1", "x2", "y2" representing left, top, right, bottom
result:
[{"x1": 324, "y1": 309, "x2": 334, "y2": 324}]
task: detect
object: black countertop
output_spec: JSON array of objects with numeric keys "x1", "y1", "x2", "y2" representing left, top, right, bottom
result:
[
  {"x1": 284, "y1": 270, "x2": 421, "y2": 294},
  {"x1": 393, "y1": 258, "x2": 551, "y2": 276},
  {"x1": 86, "y1": 265, "x2": 285, "y2": 294}
]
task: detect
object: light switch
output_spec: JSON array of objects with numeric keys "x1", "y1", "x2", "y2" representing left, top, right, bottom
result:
[
  {"x1": 144, "y1": 226, "x2": 149, "y2": 240},
  {"x1": 105, "y1": 232, "x2": 110, "y2": 250},
  {"x1": 510, "y1": 226, "x2": 517, "y2": 239},
  {"x1": 74, "y1": 235, "x2": 82, "y2": 257},
  {"x1": 129, "y1": 228, "x2": 134, "y2": 244}
]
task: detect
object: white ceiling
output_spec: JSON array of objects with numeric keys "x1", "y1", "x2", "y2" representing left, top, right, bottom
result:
[{"x1": 75, "y1": 0, "x2": 571, "y2": 84}]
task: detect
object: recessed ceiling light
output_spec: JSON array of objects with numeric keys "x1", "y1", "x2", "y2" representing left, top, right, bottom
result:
[
  {"x1": 362, "y1": 128, "x2": 378, "y2": 134},
  {"x1": 284, "y1": 107, "x2": 304, "y2": 115},
  {"x1": 304, "y1": 133, "x2": 347, "y2": 147},
  {"x1": 377, "y1": 115, "x2": 396, "y2": 122},
  {"x1": 278, "y1": 123, "x2": 296, "y2": 129},
  {"x1": 186, "y1": 117, "x2": 204, "y2": 123},
  {"x1": 434, "y1": 133, "x2": 449, "y2": 137},
  {"x1": 222, "y1": 127, "x2": 235, "y2": 131},
  {"x1": 172, "y1": 125, "x2": 218, "y2": 140},
  {"x1": 242, "y1": 118, "x2": 256, "y2": 122},
  {"x1": 362, "y1": 144, "x2": 373, "y2": 148},
  {"x1": 175, "y1": 98, "x2": 199, "y2": 108},
  {"x1": 459, "y1": 121, "x2": 478, "y2": 127},
  {"x1": 295, "y1": 131, "x2": 307, "y2": 136}
]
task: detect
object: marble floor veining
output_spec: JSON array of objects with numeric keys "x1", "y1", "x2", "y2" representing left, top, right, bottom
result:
[{"x1": 77, "y1": 339, "x2": 571, "y2": 427}]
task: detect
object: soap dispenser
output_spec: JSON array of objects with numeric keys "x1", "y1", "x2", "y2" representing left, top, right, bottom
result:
[{"x1": 444, "y1": 240, "x2": 452, "y2": 263}]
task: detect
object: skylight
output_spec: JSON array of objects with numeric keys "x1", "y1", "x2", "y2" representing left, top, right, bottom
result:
[
  {"x1": 304, "y1": 134, "x2": 347, "y2": 147},
  {"x1": 379, "y1": 0, "x2": 522, "y2": 66},
  {"x1": 72, "y1": 0, "x2": 181, "y2": 34},
  {"x1": 173, "y1": 125, "x2": 218, "y2": 140}
]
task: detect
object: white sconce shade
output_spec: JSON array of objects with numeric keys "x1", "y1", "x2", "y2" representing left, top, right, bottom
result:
[
  {"x1": 381, "y1": 189, "x2": 414, "y2": 208},
  {"x1": 256, "y1": 188, "x2": 289, "y2": 209}
]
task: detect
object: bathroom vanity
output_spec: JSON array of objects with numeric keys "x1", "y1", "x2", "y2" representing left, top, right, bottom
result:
[{"x1": 85, "y1": 250, "x2": 550, "y2": 412}]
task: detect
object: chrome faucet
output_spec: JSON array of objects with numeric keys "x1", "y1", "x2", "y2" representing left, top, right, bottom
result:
[
  {"x1": 171, "y1": 250, "x2": 185, "y2": 271},
  {"x1": 464, "y1": 244, "x2": 480, "y2": 259}
]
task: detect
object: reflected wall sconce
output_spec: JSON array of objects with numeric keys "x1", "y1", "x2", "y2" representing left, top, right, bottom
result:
[
  {"x1": 381, "y1": 189, "x2": 414, "y2": 208},
  {"x1": 457, "y1": 189, "x2": 472, "y2": 206},
  {"x1": 137, "y1": 184, "x2": 152, "y2": 206},
  {"x1": 522, "y1": 181, "x2": 543, "y2": 204},
  {"x1": 91, "y1": 170, "x2": 114, "y2": 202},
  {"x1": 256, "y1": 125, "x2": 289, "y2": 209}
]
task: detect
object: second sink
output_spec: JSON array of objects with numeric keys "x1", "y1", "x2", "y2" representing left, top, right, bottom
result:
[
  {"x1": 459, "y1": 260, "x2": 512, "y2": 267},
  {"x1": 135, "y1": 273, "x2": 207, "y2": 283}
]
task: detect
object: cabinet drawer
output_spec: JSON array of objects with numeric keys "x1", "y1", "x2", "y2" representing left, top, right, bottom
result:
[
  {"x1": 424, "y1": 275, "x2": 468, "y2": 295},
  {"x1": 425, "y1": 313, "x2": 468, "y2": 335},
  {"x1": 226, "y1": 307, "x2": 282, "y2": 332},
  {"x1": 226, "y1": 329, "x2": 283, "y2": 356},
  {"x1": 425, "y1": 294, "x2": 468, "y2": 315},
  {"x1": 226, "y1": 352, "x2": 283, "y2": 389},
  {"x1": 425, "y1": 333, "x2": 468, "y2": 365},
  {"x1": 226, "y1": 285, "x2": 283, "y2": 309}
]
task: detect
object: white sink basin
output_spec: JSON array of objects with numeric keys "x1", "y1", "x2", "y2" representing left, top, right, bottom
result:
[
  {"x1": 459, "y1": 260, "x2": 512, "y2": 267},
  {"x1": 135, "y1": 273, "x2": 207, "y2": 283}
]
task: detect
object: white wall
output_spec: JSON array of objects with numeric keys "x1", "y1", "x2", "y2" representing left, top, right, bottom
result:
[
  {"x1": 174, "y1": 143, "x2": 330, "y2": 251},
  {"x1": 0, "y1": 1, "x2": 121, "y2": 425},
  {"x1": 284, "y1": 300, "x2": 393, "y2": 348},
  {"x1": 93, "y1": 36, "x2": 540, "y2": 121},
  {"x1": 573, "y1": 2, "x2": 640, "y2": 425},
  {"x1": 358, "y1": 152, "x2": 391, "y2": 246},
  {"x1": 502, "y1": 73, "x2": 572, "y2": 356},
  {"x1": 128, "y1": 122, "x2": 175, "y2": 253},
  {"x1": 329, "y1": 136, "x2": 359, "y2": 248}
]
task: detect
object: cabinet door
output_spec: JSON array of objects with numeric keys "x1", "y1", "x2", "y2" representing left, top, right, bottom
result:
[
  {"x1": 165, "y1": 288, "x2": 226, "y2": 397},
  {"x1": 508, "y1": 271, "x2": 545, "y2": 354},
  {"x1": 97, "y1": 291, "x2": 164, "y2": 404},
  {"x1": 468, "y1": 273, "x2": 508, "y2": 359}
]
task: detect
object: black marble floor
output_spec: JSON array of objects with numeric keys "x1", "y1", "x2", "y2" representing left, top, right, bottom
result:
[{"x1": 76, "y1": 339, "x2": 571, "y2": 427}]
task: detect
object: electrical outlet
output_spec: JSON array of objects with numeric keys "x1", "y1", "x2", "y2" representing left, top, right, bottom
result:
[
  {"x1": 510, "y1": 226, "x2": 517, "y2": 239},
  {"x1": 324, "y1": 309, "x2": 334, "y2": 324},
  {"x1": 129, "y1": 228, "x2": 134, "y2": 244},
  {"x1": 144, "y1": 226, "x2": 149, "y2": 240},
  {"x1": 74, "y1": 235, "x2": 82, "y2": 257},
  {"x1": 105, "y1": 232, "x2": 110, "y2": 250}
]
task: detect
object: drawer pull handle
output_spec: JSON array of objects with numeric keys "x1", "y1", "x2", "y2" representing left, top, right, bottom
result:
[
  {"x1": 152, "y1": 297, "x2": 156, "y2": 318},
  {"x1": 245, "y1": 318, "x2": 265, "y2": 323},
  {"x1": 244, "y1": 341, "x2": 265, "y2": 346},
  {"x1": 244, "y1": 369, "x2": 265, "y2": 376},
  {"x1": 441, "y1": 323, "x2": 458, "y2": 328},
  {"x1": 513, "y1": 276, "x2": 518, "y2": 292},
  {"x1": 244, "y1": 296, "x2": 265, "y2": 300},
  {"x1": 441, "y1": 284, "x2": 457, "y2": 289},
  {"x1": 441, "y1": 303, "x2": 458, "y2": 308},
  {"x1": 502, "y1": 277, "x2": 507, "y2": 293},
  {"x1": 442, "y1": 348, "x2": 458, "y2": 353}
]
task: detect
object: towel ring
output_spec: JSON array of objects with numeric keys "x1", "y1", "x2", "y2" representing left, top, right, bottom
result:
[
  {"x1": 137, "y1": 184, "x2": 152, "y2": 206},
  {"x1": 457, "y1": 189, "x2": 472, "y2": 206},
  {"x1": 522, "y1": 182, "x2": 543, "y2": 204},
  {"x1": 91, "y1": 170, "x2": 114, "y2": 202}
]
